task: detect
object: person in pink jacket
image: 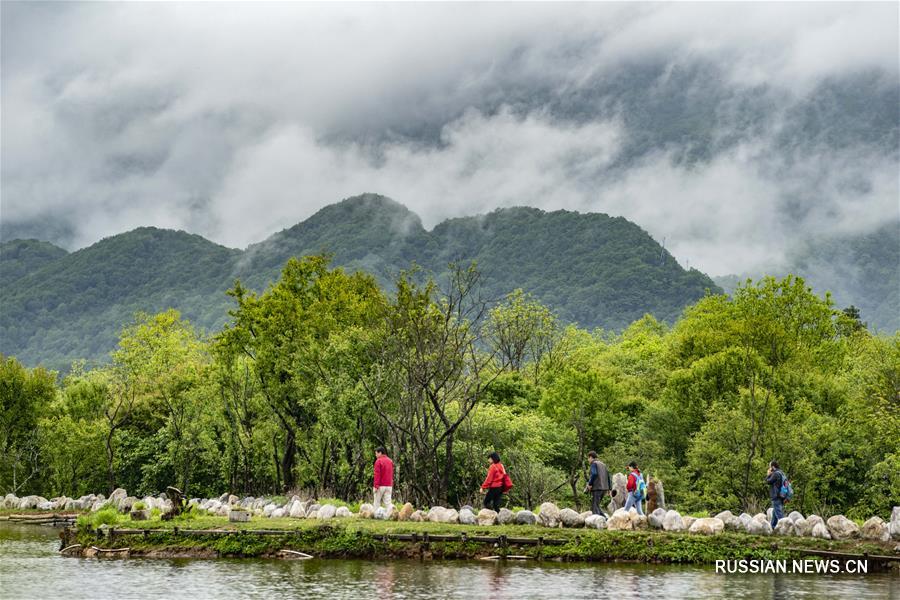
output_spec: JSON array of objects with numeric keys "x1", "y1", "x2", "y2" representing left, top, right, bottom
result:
[{"x1": 373, "y1": 446, "x2": 394, "y2": 512}]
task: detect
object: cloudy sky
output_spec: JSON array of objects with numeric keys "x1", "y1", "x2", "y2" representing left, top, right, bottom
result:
[{"x1": 2, "y1": 2, "x2": 897, "y2": 275}]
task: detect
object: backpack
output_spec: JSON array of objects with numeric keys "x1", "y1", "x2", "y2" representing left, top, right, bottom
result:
[
  {"x1": 633, "y1": 472, "x2": 647, "y2": 501},
  {"x1": 779, "y1": 473, "x2": 794, "y2": 502}
]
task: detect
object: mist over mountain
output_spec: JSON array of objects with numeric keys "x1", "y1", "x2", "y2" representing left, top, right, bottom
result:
[
  {"x1": 1, "y1": 195, "x2": 720, "y2": 368},
  {"x1": 3, "y1": 4, "x2": 897, "y2": 280}
]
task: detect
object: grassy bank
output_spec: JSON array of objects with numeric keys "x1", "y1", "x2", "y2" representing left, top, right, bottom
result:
[{"x1": 62, "y1": 515, "x2": 898, "y2": 565}]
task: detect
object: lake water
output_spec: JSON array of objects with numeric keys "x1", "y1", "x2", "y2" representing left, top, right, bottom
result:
[{"x1": 0, "y1": 522, "x2": 896, "y2": 599}]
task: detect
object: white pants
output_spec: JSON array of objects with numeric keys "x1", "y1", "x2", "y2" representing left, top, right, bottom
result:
[{"x1": 373, "y1": 486, "x2": 393, "y2": 510}]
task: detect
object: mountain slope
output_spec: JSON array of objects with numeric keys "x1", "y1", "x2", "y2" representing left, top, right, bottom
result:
[
  {"x1": 0, "y1": 239, "x2": 68, "y2": 285},
  {"x1": 3, "y1": 194, "x2": 720, "y2": 368}
]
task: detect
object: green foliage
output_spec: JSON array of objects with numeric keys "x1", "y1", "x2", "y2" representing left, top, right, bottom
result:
[{"x1": 0, "y1": 267, "x2": 895, "y2": 522}]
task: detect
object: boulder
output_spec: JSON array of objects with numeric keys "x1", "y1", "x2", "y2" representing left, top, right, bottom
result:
[
  {"x1": 811, "y1": 523, "x2": 832, "y2": 539},
  {"x1": 788, "y1": 511, "x2": 804, "y2": 523},
  {"x1": 515, "y1": 510, "x2": 537, "y2": 525},
  {"x1": 774, "y1": 518, "x2": 796, "y2": 536},
  {"x1": 826, "y1": 515, "x2": 859, "y2": 540},
  {"x1": 497, "y1": 508, "x2": 515, "y2": 525},
  {"x1": 538, "y1": 502, "x2": 560, "y2": 528},
  {"x1": 558, "y1": 508, "x2": 584, "y2": 528},
  {"x1": 263, "y1": 503, "x2": 277, "y2": 517},
  {"x1": 752, "y1": 513, "x2": 768, "y2": 524},
  {"x1": 110, "y1": 488, "x2": 128, "y2": 505},
  {"x1": 584, "y1": 514, "x2": 607, "y2": 530},
  {"x1": 714, "y1": 510, "x2": 744, "y2": 532},
  {"x1": 630, "y1": 510, "x2": 648, "y2": 530},
  {"x1": 458, "y1": 508, "x2": 477, "y2": 525},
  {"x1": 3, "y1": 494, "x2": 18, "y2": 509},
  {"x1": 409, "y1": 510, "x2": 425, "y2": 522},
  {"x1": 648, "y1": 508, "x2": 667, "y2": 530},
  {"x1": 119, "y1": 496, "x2": 137, "y2": 513},
  {"x1": 608, "y1": 473, "x2": 627, "y2": 512},
  {"x1": 860, "y1": 517, "x2": 890, "y2": 542},
  {"x1": 228, "y1": 494, "x2": 239, "y2": 506},
  {"x1": 318, "y1": 504, "x2": 337, "y2": 520},
  {"x1": 689, "y1": 517, "x2": 725, "y2": 535},
  {"x1": 477, "y1": 509, "x2": 498, "y2": 526},
  {"x1": 682, "y1": 516, "x2": 697, "y2": 530},
  {"x1": 398, "y1": 503, "x2": 415, "y2": 522},
  {"x1": 427, "y1": 507, "x2": 447, "y2": 523},
  {"x1": 289, "y1": 501, "x2": 306, "y2": 519},
  {"x1": 335, "y1": 507, "x2": 352, "y2": 519},
  {"x1": 793, "y1": 517, "x2": 812, "y2": 537},
  {"x1": 747, "y1": 519, "x2": 773, "y2": 536},
  {"x1": 606, "y1": 509, "x2": 633, "y2": 531},
  {"x1": 766, "y1": 507, "x2": 773, "y2": 522},
  {"x1": 806, "y1": 515, "x2": 824, "y2": 528},
  {"x1": 358, "y1": 503, "x2": 375, "y2": 519},
  {"x1": 739, "y1": 513, "x2": 753, "y2": 529},
  {"x1": 443, "y1": 509, "x2": 459, "y2": 524},
  {"x1": 218, "y1": 492, "x2": 229, "y2": 503},
  {"x1": 662, "y1": 510, "x2": 685, "y2": 532},
  {"x1": 306, "y1": 509, "x2": 319, "y2": 519},
  {"x1": 18, "y1": 496, "x2": 43, "y2": 510},
  {"x1": 891, "y1": 507, "x2": 900, "y2": 541},
  {"x1": 37, "y1": 501, "x2": 54, "y2": 511},
  {"x1": 271, "y1": 508, "x2": 286, "y2": 519},
  {"x1": 646, "y1": 477, "x2": 665, "y2": 513}
]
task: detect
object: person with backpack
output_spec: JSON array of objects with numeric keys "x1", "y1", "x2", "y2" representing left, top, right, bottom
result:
[
  {"x1": 624, "y1": 461, "x2": 645, "y2": 516},
  {"x1": 583, "y1": 451, "x2": 612, "y2": 516},
  {"x1": 766, "y1": 460, "x2": 788, "y2": 528},
  {"x1": 480, "y1": 452, "x2": 511, "y2": 512}
]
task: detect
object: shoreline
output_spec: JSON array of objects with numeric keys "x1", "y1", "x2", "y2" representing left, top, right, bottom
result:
[{"x1": 56, "y1": 520, "x2": 899, "y2": 570}]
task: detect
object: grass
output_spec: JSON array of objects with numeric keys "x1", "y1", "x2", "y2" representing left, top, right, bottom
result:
[{"x1": 63, "y1": 512, "x2": 898, "y2": 565}]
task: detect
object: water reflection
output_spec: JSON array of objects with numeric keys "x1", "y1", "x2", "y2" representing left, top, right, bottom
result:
[{"x1": 0, "y1": 523, "x2": 896, "y2": 600}]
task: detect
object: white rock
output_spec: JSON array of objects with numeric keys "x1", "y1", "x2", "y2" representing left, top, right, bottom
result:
[
  {"x1": 860, "y1": 517, "x2": 890, "y2": 542},
  {"x1": 689, "y1": 517, "x2": 725, "y2": 535},
  {"x1": 662, "y1": 510, "x2": 685, "y2": 531},
  {"x1": 263, "y1": 503, "x2": 277, "y2": 517},
  {"x1": 317, "y1": 504, "x2": 337, "y2": 520},
  {"x1": 794, "y1": 517, "x2": 812, "y2": 537},
  {"x1": 477, "y1": 509, "x2": 498, "y2": 526},
  {"x1": 442, "y1": 509, "x2": 459, "y2": 524},
  {"x1": 538, "y1": 502, "x2": 560, "y2": 528},
  {"x1": 606, "y1": 509, "x2": 633, "y2": 531},
  {"x1": 811, "y1": 523, "x2": 832, "y2": 539},
  {"x1": 335, "y1": 506, "x2": 352, "y2": 518},
  {"x1": 788, "y1": 511, "x2": 804, "y2": 523},
  {"x1": 774, "y1": 518, "x2": 796, "y2": 536},
  {"x1": 748, "y1": 519, "x2": 773, "y2": 536},
  {"x1": 515, "y1": 510, "x2": 536, "y2": 525},
  {"x1": 682, "y1": 516, "x2": 697, "y2": 530},
  {"x1": 289, "y1": 502, "x2": 306, "y2": 519},
  {"x1": 271, "y1": 508, "x2": 286, "y2": 518},
  {"x1": 358, "y1": 503, "x2": 375, "y2": 519},
  {"x1": 497, "y1": 508, "x2": 515, "y2": 525},
  {"x1": 409, "y1": 510, "x2": 425, "y2": 522},
  {"x1": 427, "y1": 506, "x2": 447, "y2": 523},
  {"x1": 648, "y1": 508, "x2": 667, "y2": 529},
  {"x1": 826, "y1": 515, "x2": 860, "y2": 540},
  {"x1": 558, "y1": 508, "x2": 584, "y2": 528},
  {"x1": 584, "y1": 514, "x2": 607, "y2": 530},
  {"x1": 890, "y1": 507, "x2": 900, "y2": 541},
  {"x1": 458, "y1": 508, "x2": 477, "y2": 525}
]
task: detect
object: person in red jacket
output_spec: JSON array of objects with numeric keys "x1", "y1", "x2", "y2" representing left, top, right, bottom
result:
[
  {"x1": 480, "y1": 452, "x2": 506, "y2": 512},
  {"x1": 373, "y1": 446, "x2": 394, "y2": 513}
]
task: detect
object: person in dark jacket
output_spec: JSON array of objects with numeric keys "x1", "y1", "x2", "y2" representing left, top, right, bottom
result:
[
  {"x1": 480, "y1": 452, "x2": 507, "y2": 512},
  {"x1": 583, "y1": 451, "x2": 612, "y2": 516},
  {"x1": 766, "y1": 460, "x2": 785, "y2": 529}
]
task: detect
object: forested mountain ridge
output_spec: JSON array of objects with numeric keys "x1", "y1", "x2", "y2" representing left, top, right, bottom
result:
[{"x1": 2, "y1": 193, "x2": 718, "y2": 368}]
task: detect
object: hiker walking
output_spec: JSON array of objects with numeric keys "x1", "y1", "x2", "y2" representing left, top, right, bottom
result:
[
  {"x1": 480, "y1": 452, "x2": 511, "y2": 512},
  {"x1": 624, "y1": 461, "x2": 645, "y2": 516},
  {"x1": 583, "y1": 451, "x2": 612, "y2": 516},
  {"x1": 373, "y1": 446, "x2": 394, "y2": 512},
  {"x1": 766, "y1": 460, "x2": 786, "y2": 528}
]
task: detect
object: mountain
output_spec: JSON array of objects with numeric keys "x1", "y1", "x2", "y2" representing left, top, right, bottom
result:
[
  {"x1": 713, "y1": 220, "x2": 899, "y2": 333},
  {"x1": 4, "y1": 193, "x2": 717, "y2": 369}
]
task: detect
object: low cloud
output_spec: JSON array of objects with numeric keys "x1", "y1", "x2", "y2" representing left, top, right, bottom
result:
[{"x1": 1, "y1": 2, "x2": 897, "y2": 278}]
